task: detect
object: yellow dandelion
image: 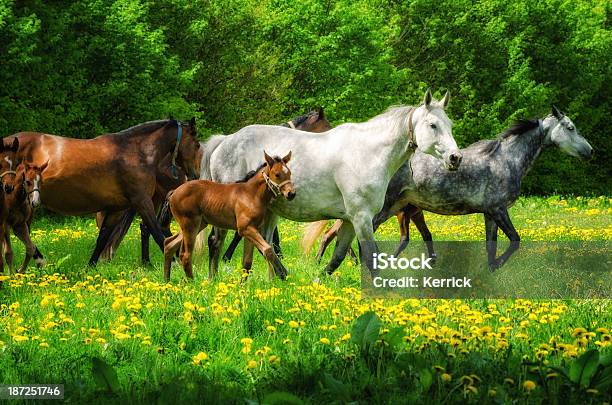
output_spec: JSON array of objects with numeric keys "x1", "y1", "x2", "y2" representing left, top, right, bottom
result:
[
  {"x1": 319, "y1": 337, "x2": 331, "y2": 345},
  {"x1": 523, "y1": 380, "x2": 536, "y2": 391},
  {"x1": 247, "y1": 360, "x2": 257, "y2": 369},
  {"x1": 441, "y1": 373, "x2": 452, "y2": 382}
]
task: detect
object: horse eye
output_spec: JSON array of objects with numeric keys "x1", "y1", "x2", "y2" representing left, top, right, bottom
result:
[
  {"x1": 430, "y1": 123, "x2": 437, "y2": 129},
  {"x1": 567, "y1": 125, "x2": 574, "y2": 131}
]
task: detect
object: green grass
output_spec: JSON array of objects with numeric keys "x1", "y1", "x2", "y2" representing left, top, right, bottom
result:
[{"x1": 0, "y1": 196, "x2": 611, "y2": 404}]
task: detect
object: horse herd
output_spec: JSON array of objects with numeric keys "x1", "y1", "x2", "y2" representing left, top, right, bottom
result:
[{"x1": 0, "y1": 89, "x2": 593, "y2": 282}]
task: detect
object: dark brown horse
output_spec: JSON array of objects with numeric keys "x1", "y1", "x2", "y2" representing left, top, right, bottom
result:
[
  {"x1": 5, "y1": 119, "x2": 200, "y2": 265},
  {"x1": 0, "y1": 138, "x2": 20, "y2": 277},
  {"x1": 163, "y1": 152, "x2": 295, "y2": 282},
  {"x1": 94, "y1": 149, "x2": 200, "y2": 264},
  {"x1": 3, "y1": 162, "x2": 47, "y2": 274},
  {"x1": 221, "y1": 108, "x2": 332, "y2": 262}
]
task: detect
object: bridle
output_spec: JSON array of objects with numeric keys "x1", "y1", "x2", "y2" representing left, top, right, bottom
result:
[
  {"x1": 262, "y1": 171, "x2": 292, "y2": 198},
  {"x1": 170, "y1": 121, "x2": 183, "y2": 179},
  {"x1": 0, "y1": 170, "x2": 16, "y2": 180},
  {"x1": 407, "y1": 107, "x2": 418, "y2": 150}
]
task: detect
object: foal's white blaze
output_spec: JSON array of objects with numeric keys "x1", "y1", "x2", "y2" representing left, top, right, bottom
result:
[
  {"x1": 31, "y1": 174, "x2": 42, "y2": 207},
  {"x1": 4, "y1": 156, "x2": 12, "y2": 169}
]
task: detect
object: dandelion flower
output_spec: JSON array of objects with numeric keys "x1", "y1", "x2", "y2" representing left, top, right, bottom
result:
[{"x1": 523, "y1": 380, "x2": 536, "y2": 391}]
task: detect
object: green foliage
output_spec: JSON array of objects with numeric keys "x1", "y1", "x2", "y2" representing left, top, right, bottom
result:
[{"x1": 0, "y1": 0, "x2": 609, "y2": 193}]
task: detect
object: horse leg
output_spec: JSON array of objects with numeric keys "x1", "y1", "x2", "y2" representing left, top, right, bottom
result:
[
  {"x1": 490, "y1": 209, "x2": 520, "y2": 270},
  {"x1": 163, "y1": 232, "x2": 182, "y2": 282},
  {"x1": 27, "y1": 216, "x2": 45, "y2": 267},
  {"x1": 322, "y1": 221, "x2": 356, "y2": 276},
  {"x1": 98, "y1": 210, "x2": 133, "y2": 262},
  {"x1": 88, "y1": 212, "x2": 120, "y2": 266},
  {"x1": 395, "y1": 209, "x2": 410, "y2": 256},
  {"x1": 223, "y1": 232, "x2": 242, "y2": 262},
  {"x1": 272, "y1": 227, "x2": 282, "y2": 258},
  {"x1": 241, "y1": 239, "x2": 254, "y2": 281},
  {"x1": 316, "y1": 220, "x2": 341, "y2": 262},
  {"x1": 13, "y1": 223, "x2": 35, "y2": 273},
  {"x1": 179, "y1": 223, "x2": 200, "y2": 280},
  {"x1": 484, "y1": 213, "x2": 499, "y2": 269},
  {"x1": 132, "y1": 198, "x2": 166, "y2": 253},
  {"x1": 350, "y1": 211, "x2": 379, "y2": 276},
  {"x1": 4, "y1": 230, "x2": 13, "y2": 275},
  {"x1": 411, "y1": 209, "x2": 436, "y2": 263},
  {"x1": 140, "y1": 222, "x2": 151, "y2": 265},
  {"x1": 207, "y1": 227, "x2": 228, "y2": 281},
  {"x1": 240, "y1": 225, "x2": 287, "y2": 280}
]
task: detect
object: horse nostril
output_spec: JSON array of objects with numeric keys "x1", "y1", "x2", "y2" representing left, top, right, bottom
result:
[{"x1": 449, "y1": 153, "x2": 462, "y2": 167}]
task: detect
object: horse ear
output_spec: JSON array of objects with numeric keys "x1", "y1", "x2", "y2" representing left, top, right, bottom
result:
[
  {"x1": 10, "y1": 137, "x2": 19, "y2": 152},
  {"x1": 441, "y1": 90, "x2": 450, "y2": 109},
  {"x1": 551, "y1": 105, "x2": 563, "y2": 119},
  {"x1": 423, "y1": 88, "x2": 433, "y2": 107},
  {"x1": 263, "y1": 151, "x2": 275, "y2": 167},
  {"x1": 282, "y1": 151, "x2": 292, "y2": 164},
  {"x1": 317, "y1": 107, "x2": 324, "y2": 119},
  {"x1": 39, "y1": 160, "x2": 49, "y2": 172}
]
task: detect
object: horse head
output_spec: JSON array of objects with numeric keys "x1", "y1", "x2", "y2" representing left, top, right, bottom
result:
[
  {"x1": 264, "y1": 151, "x2": 295, "y2": 201},
  {"x1": 411, "y1": 89, "x2": 462, "y2": 171},
  {"x1": 545, "y1": 106, "x2": 593, "y2": 160},
  {"x1": 0, "y1": 137, "x2": 19, "y2": 193},
  {"x1": 173, "y1": 117, "x2": 201, "y2": 180}
]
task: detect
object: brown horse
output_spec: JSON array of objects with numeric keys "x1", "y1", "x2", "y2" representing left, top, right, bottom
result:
[
  {"x1": 222, "y1": 108, "x2": 332, "y2": 262},
  {"x1": 163, "y1": 152, "x2": 295, "y2": 282},
  {"x1": 5, "y1": 119, "x2": 200, "y2": 265},
  {"x1": 3, "y1": 162, "x2": 48, "y2": 274},
  {"x1": 94, "y1": 149, "x2": 199, "y2": 263},
  {"x1": 0, "y1": 138, "x2": 20, "y2": 277}
]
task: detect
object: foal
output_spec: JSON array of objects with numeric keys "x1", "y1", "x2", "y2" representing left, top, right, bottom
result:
[
  {"x1": 164, "y1": 152, "x2": 295, "y2": 282},
  {"x1": 4, "y1": 162, "x2": 47, "y2": 274}
]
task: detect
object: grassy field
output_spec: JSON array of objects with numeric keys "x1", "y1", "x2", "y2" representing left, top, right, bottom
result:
[{"x1": 0, "y1": 196, "x2": 611, "y2": 403}]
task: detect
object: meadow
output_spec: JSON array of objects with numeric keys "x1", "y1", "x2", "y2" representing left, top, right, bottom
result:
[{"x1": 0, "y1": 196, "x2": 611, "y2": 403}]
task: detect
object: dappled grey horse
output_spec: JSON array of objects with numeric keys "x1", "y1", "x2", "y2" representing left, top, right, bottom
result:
[
  {"x1": 202, "y1": 89, "x2": 462, "y2": 276},
  {"x1": 318, "y1": 106, "x2": 592, "y2": 270}
]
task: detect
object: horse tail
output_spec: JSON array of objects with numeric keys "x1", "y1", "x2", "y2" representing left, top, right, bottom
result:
[
  {"x1": 158, "y1": 190, "x2": 174, "y2": 228},
  {"x1": 301, "y1": 220, "x2": 329, "y2": 254},
  {"x1": 100, "y1": 210, "x2": 137, "y2": 261}
]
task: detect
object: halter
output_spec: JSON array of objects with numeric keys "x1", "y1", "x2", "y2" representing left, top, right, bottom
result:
[
  {"x1": 170, "y1": 121, "x2": 183, "y2": 179},
  {"x1": 262, "y1": 171, "x2": 291, "y2": 198},
  {"x1": 407, "y1": 108, "x2": 417, "y2": 149}
]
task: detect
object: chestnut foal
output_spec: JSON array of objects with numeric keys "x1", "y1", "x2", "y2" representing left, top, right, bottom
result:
[
  {"x1": 3, "y1": 162, "x2": 47, "y2": 274},
  {"x1": 163, "y1": 152, "x2": 295, "y2": 282}
]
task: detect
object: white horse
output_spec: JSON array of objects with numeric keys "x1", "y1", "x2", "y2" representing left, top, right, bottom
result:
[{"x1": 202, "y1": 89, "x2": 462, "y2": 276}]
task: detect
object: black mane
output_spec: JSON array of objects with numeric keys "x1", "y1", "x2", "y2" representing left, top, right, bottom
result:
[
  {"x1": 500, "y1": 119, "x2": 539, "y2": 139},
  {"x1": 236, "y1": 156, "x2": 283, "y2": 183},
  {"x1": 280, "y1": 111, "x2": 316, "y2": 128},
  {"x1": 469, "y1": 118, "x2": 540, "y2": 155},
  {"x1": 111, "y1": 119, "x2": 174, "y2": 137}
]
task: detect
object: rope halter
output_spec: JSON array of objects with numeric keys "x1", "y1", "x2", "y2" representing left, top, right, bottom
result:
[{"x1": 262, "y1": 171, "x2": 292, "y2": 198}]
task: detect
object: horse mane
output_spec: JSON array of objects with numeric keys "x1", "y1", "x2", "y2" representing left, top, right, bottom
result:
[
  {"x1": 280, "y1": 111, "x2": 314, "y2": 128},
  {"x1": 236, "y1": 156, "x2": 283, "y2": 183},
  {"x1": 467, "y1": 119, "x2": 540, "y2": 155},
  {"x1": 110, "y1": 119, "x2": 173, "y2": 138}
]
